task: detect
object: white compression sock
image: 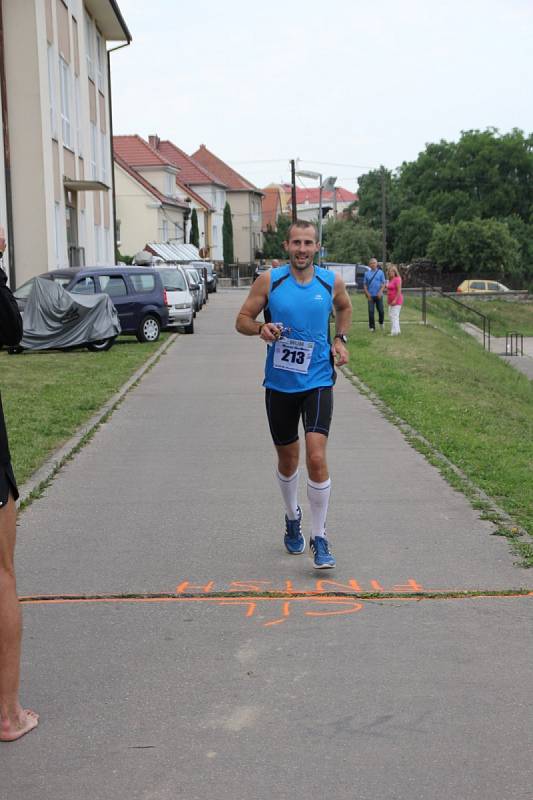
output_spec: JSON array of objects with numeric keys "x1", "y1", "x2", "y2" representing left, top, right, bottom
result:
[
  {"x1": 307, "y1": 478, "x2": 331, "y2": 538},
  {"x1": 276, "y1": 469, "x2": 299, "y2": 520}
]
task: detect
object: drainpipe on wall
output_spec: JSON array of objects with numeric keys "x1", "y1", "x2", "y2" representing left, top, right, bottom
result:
[
  {"x1": 107, "y1": 38, "x2": 131, "y2": 263},
  {"x1": 0, "y1": 0, "x2": 15, "y2": 286}
]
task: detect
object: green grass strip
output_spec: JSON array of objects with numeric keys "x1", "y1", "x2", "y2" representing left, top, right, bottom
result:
[
  {"x1": 345, "y1": 295, "x2": 533, "y2": 566},
  {"x1": 1, "y1": 335, "x2": 172, "y2": 485}
]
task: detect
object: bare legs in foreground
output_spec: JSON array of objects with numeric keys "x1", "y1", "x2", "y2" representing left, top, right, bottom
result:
[{"x1": 0, "y1": 494, "x2": 38, "y2": 741}]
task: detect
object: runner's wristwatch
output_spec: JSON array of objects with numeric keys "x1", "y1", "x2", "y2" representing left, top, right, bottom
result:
[{"x1": 334, "y1": 333, "x2": 348, "y2": 344}]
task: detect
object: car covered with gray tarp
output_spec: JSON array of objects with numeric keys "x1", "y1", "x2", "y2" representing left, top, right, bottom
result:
[{"x1": 20, "y1": 277, "x2": 121, "y2": 352}]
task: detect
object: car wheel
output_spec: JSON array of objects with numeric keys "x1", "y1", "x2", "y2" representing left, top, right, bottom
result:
[
  {"x1": 136, "y1": 314, "x2": 161, "y2": 343},
  {"x1": 88, "y1": 337, "x2": 116, "y2": 352},
  {"x1": 183, "y1": 318, "x2": 194, "y2": 334}
]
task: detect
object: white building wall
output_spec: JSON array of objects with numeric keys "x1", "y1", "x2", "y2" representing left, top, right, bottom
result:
[
  {"x1": 2, "y1": 0, "x2": 119, "y2": 285},
  {"x1": 190, "y1": 183, "x2": 225, "y2": 260},
  {"x1": 114, "y1": 163, "x2": 160, "y2": 256}
]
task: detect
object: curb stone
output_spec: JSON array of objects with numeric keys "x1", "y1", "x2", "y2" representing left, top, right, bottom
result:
[{"x1": 17, "y1": 334, "x2": 178, "y2": 510}]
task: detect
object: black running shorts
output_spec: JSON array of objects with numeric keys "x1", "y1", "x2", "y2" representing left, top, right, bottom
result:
[
  {"x1": 265, "y1": 386, "x2": 333, "y2": 446},
  {"x1": 0, "y1": 461, "x2": 18, "y2": 508}
]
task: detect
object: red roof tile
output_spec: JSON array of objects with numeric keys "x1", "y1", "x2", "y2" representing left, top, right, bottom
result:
[
  {"x1": 285, "y1": 186, "x2": 358, "y2": 205},
  {"x1": 155, "y1": 140, "x2": 227, "y2": 187},
  {"x1": 113, "y1": 134, "x2": 176, "y2": 168},
  {"x1": 190, "y1": 144, "x2": 261, "y2": 193}
]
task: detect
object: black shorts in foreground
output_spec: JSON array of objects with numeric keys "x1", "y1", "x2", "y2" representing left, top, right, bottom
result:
[
  {"x1": 0, "y1": 461, "x2": 19, "y2": 507},
  {"x1": 265, "y1": 386, "x2": 333, "y2": 446}
]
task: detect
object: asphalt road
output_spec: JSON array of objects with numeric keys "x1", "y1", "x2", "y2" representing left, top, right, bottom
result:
[{"x1": 3, "y1": 290, "x2": 532, "y2": 800}]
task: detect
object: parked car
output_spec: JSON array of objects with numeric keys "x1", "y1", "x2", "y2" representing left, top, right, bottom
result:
[
  {"x1": 254, "y1": 263, "x2": 271, "y2": 281},
  {"x1": 180, "y1": 267, "x2": 201, "y2": 313},
  {"x1": 154, "y1": 266, "x2": 194, "y2": 333},
  {"x1": 190, "y1": 266, "x2": 207, "y2": 306},
  {"x1": 456, "y1": 279, "x2": 510, "y2": 294},
  {"x1": 15, "y1": 277, "x2": 121, "y2": 353},
  {"x1": 14, "y1": 266, "x2": 169, "y2": 342},
  {"x1": 188, "y1": 261, "x2": 217, "y2": 293},
  {"x1": 182, "y1": 266, "x2": 205, "y2": 310}
]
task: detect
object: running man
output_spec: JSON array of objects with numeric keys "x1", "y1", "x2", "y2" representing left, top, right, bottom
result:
[{"x1": 236, "y1": 220, "x2": 352, "y2": 568}]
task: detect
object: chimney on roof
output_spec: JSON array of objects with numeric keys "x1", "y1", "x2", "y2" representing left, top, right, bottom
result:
[
  {"x1": 200, "y1": 144, "x2": 206, "y2": 149},
  {"x1": 149, "y1": 135, "x2": 160, "y2": 150}
]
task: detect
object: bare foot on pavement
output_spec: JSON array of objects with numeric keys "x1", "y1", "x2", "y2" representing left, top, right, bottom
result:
[{"x1": 0, "y1": 709, "x2": 39, "y2": 742}]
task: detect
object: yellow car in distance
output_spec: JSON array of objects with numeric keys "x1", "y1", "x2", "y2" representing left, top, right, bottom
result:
[{"x1": 456, "y1": 279, "x2": 510, "y2": 293}]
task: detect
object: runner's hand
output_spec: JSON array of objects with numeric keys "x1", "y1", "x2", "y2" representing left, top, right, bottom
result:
[
  {"x1": 331, "y1": 339, "x2": 348, "y2": 367},
  {"x1": 260, "y1": 323, "x2": 283, "y2": 343}
]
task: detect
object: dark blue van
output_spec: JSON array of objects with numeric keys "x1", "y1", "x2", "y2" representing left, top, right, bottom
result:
[{"x1": 15, "y1": 266, "x2": 169, "y2": 342}]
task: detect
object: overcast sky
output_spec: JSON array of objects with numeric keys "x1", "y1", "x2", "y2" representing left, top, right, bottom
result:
[{"x1": 110, "y1": 0, "x2": 533, "y2": 193}]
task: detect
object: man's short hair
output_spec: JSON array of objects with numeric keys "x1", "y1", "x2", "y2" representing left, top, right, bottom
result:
[{"x1": 286, "y1": 219, "x2": 318, "y2": 242}]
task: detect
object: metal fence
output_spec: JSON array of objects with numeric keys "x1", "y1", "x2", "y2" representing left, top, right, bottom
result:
[{"x1": 415, "y1": 283, "x2": 492, "y2": 351}]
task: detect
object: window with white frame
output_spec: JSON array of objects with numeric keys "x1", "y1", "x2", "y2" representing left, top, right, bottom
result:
[
  {"x1": 90, "y1": 122, "x2": 97, "y2": 179},
  {"x1": 96, "y1": 32, "x2": 104, "y2": 90},
  {"x1": 59, "y1": 57, "x2": 72, "y2": 148},
  {"x1": 100, "y1": 130, "x2": 107, "y2": 183},
  {"x1": 75, "y1": 77, "x2": 82, "y2": 154},
  {"x1": 212, "y1": 225, "x2": 218, "y2": 244},
  {"x1": 165, "y1": 172, "x2": 174, "y2": 196},
  {"x1": 174, "y1": 222, "x2": 180, "y2": 240},
  {"x1": 47, "y1": 45, "x2": 58, "y2": 138},
  {"x1": 84, "y1": 12, "x2": 95, "y2": 80},
  {"x1": 162, "y1": 219, "x2": 169, "y2": 241}
]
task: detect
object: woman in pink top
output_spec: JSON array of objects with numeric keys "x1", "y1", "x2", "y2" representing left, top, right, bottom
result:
[{"x1": 386, "y1": 266, "x2": 403, "y2": 336}]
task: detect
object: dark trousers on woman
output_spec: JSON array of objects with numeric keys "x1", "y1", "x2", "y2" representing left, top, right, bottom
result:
[{"x1": 367, "y1": 296, "x2": 384, "y2": 330}]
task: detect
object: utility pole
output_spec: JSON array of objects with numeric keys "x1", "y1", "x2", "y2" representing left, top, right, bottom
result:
[
  {"x1": 381, "y1": 166, "x2": 387, "y2": 271},
  {"x1": 290, "y1": 159, "x2": 297, "y2": 223}
]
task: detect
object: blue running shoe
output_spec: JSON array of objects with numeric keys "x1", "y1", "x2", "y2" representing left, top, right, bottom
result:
[
  {"x1": 310, "y1": 535, "x2": 336, "y2": 569},
  {"x1": 284, "y1": 506, "x2": 305, "y2": 554}
]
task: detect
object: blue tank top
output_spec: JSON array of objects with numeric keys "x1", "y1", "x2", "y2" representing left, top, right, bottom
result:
[{"x1": 263, "y1": 264, "x2": 335, "y2": 393}]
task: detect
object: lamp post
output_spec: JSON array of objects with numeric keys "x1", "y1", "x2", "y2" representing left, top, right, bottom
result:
[{"x1": 295, "y1": 170, "x2": 336, "y2": 266}]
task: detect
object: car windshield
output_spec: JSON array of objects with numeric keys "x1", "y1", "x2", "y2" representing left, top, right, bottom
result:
[
  {"x1": 158, "y1": 269, "x2": 187, "y2": 291},
  {"x1": 14, "y1": 274, "x2": 71, "y2": 298}
]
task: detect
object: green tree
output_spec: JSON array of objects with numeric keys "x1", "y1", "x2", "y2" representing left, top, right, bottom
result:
[
  {"x1": 262, "y1": 214, "x2": 291, "y2": 259},
  {"x1": 427, "y1": 218, "x2": 521, "y2": 275},
  {"x1": 392, "y1": 206, "x2": 435, "y2": 262},
  {"x1": 190, "y1": 208, "x2": 199, "y2": 248},
  {"x1": 398, "y1": 129, "x2": 533, "y2": 224},
  {"x1": 356, "y1": 166, "x2": 401, "y2": 252},
  {"x1": 323, "y1": 218, "x2": 382, "y2": 264},
  {"x1": 222, "y1": 202, "x2": 234, "y2": 265}
]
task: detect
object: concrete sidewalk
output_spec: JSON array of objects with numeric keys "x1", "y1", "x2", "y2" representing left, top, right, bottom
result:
[{"x1": 4, "y1": 291, "x2": 532, "y2": 800}]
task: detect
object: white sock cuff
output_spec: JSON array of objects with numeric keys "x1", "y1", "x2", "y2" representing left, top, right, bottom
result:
[
  {"x1": 307, "y1": 478, "x2": 331, "y2": 491},
  {"x1": 277, "y1": 469, "x2": 299, "y2": 483}
]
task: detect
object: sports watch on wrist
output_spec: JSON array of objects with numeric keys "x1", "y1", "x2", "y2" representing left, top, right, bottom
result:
[{"x1": 334, "y1": 333, "x2": 348, "y2": 344}]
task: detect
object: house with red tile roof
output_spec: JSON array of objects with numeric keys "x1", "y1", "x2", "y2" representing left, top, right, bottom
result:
[
  {"x1": 148, "y1": 136, "x2": 227, "y2": 261},
  {"x1": 113, "y1": 135, "x2": 214, "y2": 257},
  {"x1": 113, "y1": 153, "x2": 191, "y2": 258},
  {"x1": 283, "y1": 184, "x2": 358, "y2": 222},
  {"x1": 190, "y1": 144, "x2": 264, "y2": 262}
]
